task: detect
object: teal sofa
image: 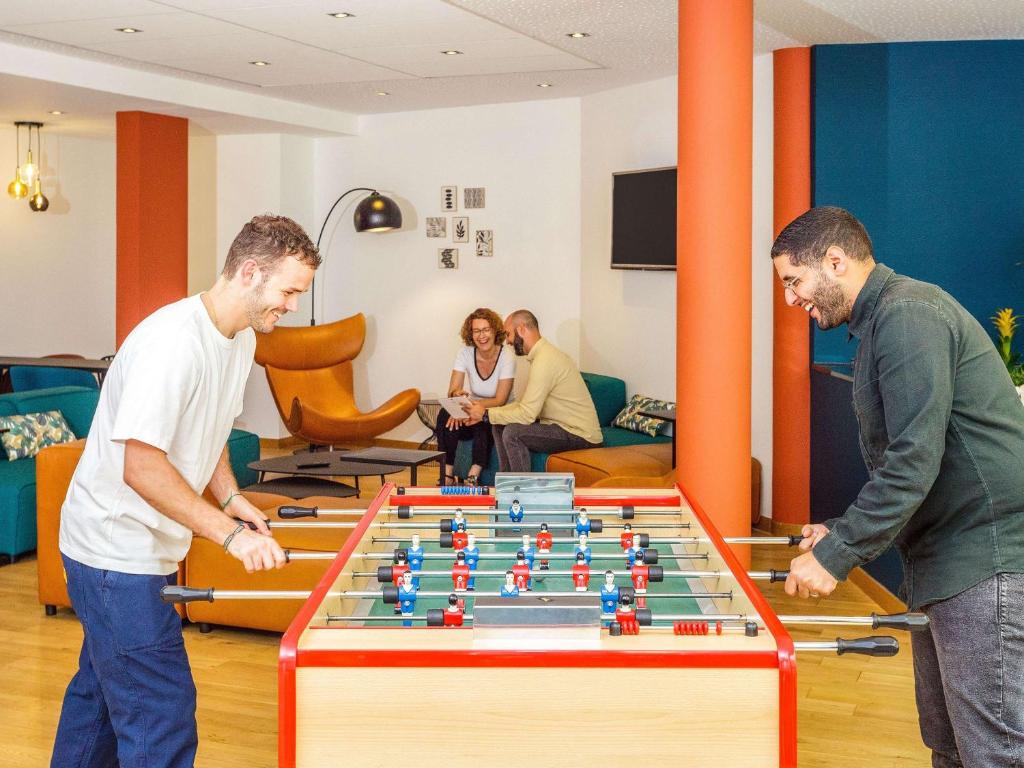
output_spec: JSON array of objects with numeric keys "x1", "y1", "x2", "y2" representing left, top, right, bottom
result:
[
  {"x1": 0, "y1": 385, "x2": 260, "y2": 561},
  {"x1": 454, "y1": 372, "x2": 671, "y2": 486}
]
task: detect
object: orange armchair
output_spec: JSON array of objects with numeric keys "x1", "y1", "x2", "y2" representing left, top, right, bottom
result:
[{"x1": 254, "y1": 313, "x2": 420, "y2": 445}]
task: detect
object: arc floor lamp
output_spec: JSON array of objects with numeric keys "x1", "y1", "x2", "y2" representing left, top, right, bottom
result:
[{"x1": 311, "y1": 187, "x2": 403, "y2": 326}]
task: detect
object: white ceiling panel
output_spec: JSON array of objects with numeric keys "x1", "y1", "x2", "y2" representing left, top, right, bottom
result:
[
  {"x1": 2, "y1": 11, "x2": 238, "y2": 46},
  {"x1": 0, "y1": 0, "x2": 171, "y2": 28},
  {"x1": 804, "y1": 0, "x2": 1024, "y2": 42},
  {"x1": 90, "y1": 28, "x2": 301, "y2": 61},
  {"x1": 154, "y1": 45, "x2": 409, "y2": 86}
]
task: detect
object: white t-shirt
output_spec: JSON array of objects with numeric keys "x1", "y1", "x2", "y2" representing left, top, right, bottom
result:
[
  {"x1": 60, "y1": 295, "x2": 255, "y2": 575},
  {"x1": 452, "y1": 345, "x2": 515, "y2": 399}
]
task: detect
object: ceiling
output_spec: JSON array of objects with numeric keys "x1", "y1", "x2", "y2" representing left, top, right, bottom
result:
[{"x1": 0, "y1": 0, "x2": 1022, "y2": 131}]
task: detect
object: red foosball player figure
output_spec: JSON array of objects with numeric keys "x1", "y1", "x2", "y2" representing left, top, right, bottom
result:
[
  {"x1": 444, "y1": 593, "x2": 465, "y2": 627},
  {"x1": 631, "y1": 556, "x2": 650, "y2": 608},
  {"x1": 452, "y1": 521, "x2": 469, "y2": 552},
  {"x1": 535, "y1": 523, "x2": 553, "y2": 570},
  {"x1": 511, "y1": 551, "x2": 532, "y2": 591},
  {"x1": 572, "y1": 551, "x2": 591, "y2": 592},
  {"x1": 614, "y1": 593, "x2": 640, "y2": 635},
  {"x1": 391, "y1": 550, "x2": 410, "y2": 613},
  {"x1": 451, "y1": 551, "x2": 470, "y2": 592},
  {"x1": 620, "y1": 523, "x2": 635, "y2": 559}
]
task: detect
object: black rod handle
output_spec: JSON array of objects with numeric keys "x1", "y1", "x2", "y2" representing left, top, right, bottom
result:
[
  {"x1": 160, "y1": 585, "x2": 214, "y2": 604},
  {"x1": 871, "y1": 612, "x2": 929, "y2": 632},
  {"x1": 279, "y1": 506, "x2": 318, "y2": 519},
  {"x1": 836, "y1": 635, "x2": 899, "y2": 657}
]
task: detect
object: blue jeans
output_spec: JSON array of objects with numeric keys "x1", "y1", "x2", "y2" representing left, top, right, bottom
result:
[
  {"x1": 913, "y1": 572, "x2": 1024, "y2": 768},
  {"x1": 51, "y1": 555, "x2": 197, "y2": 768}
]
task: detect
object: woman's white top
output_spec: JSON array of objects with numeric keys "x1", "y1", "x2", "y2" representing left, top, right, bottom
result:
[{"x1": 453, "y1": 345, "x2": 515, "y2": 400}]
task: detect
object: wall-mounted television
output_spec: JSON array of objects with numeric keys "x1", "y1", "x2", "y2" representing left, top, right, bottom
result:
[{"x1": 610, "y1": 166, "x2": 677, "y2": 271}]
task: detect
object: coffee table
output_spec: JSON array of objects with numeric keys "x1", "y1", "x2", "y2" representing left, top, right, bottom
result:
[
  {"x1": 338, "y1": 447, "x2": 445, "y2": 486},
  {"x1": 246, "y1": 452, "x2": 407, "y2": 499}
]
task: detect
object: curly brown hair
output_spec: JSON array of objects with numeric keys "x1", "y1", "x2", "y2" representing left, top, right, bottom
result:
[
  {"x1": 459, "y1": 307, "x2": 507, "y2": 347},
  {"x1": 222, "y1": 214, "x2": 321, "y2": 278}
]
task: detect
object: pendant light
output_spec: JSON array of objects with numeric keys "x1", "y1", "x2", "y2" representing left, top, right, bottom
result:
[
  {"x1": 27, "y1": 125, "x2": 48, "y2": 212},
  {"x1": 19, "y1": 123, "x2": 38, "y2": 189},
  {"x1": 7, "y1": 123, "x2": 29, "y2": 199}
]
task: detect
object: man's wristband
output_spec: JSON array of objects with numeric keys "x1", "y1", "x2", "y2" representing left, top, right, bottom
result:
[
  {"x1": 222, "y1": 522, "x2": 246, "y2": 552},
  {"x1": 220, "y1": 491, "x2": 240, "y2": 510}
]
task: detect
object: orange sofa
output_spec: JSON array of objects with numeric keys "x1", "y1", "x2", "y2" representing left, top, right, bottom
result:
[{"x1": 36, "y1": 440, "x2": 361, "y2": 633}]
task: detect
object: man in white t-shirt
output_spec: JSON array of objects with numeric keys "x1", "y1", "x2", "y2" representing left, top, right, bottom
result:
[{"x1": 51, "y1": 215, "x2": 319, "y2": 768}]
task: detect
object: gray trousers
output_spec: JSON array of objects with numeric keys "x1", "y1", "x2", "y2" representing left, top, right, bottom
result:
[
  {"x1": 491, "y1": 423, "x2": 600, "y2": 472},
  {"x1": 912, "y1": 572, "x2": 1024, "y2": 768}
]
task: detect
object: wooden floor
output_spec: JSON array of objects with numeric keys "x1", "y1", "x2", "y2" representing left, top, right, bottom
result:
[{"x1": 1, "y1": 469, "x2": 930, "y2": 767}]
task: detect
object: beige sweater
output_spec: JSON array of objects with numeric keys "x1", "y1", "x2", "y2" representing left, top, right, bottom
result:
[{"x1": 488, "y1": 338, "x2": 603, "y2": 445}]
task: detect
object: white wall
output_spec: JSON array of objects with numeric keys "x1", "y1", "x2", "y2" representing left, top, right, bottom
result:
[
  {"x1": 213, "y1": 133, "x2": 318, "y2": 439},
  {"x1": 2, "y1": 127, "x2": 116, "y2": 358},
  {"x1": 578, "y1": 61, "x2": 775, "y2": 519},
  {"x1": 313, "y1": 98, "x2": 583, "y2": 443}
]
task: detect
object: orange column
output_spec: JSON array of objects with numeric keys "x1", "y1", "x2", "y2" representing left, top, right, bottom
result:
[
  {"x1": 676, "y1": 0, "x2": 753, "y2": 562},
  {"x1": 771, "y1": 49, "x2": 812, "y2": 529},
  {"x1": 116, "y1": 111, "x2": 189, "y2": 347}
]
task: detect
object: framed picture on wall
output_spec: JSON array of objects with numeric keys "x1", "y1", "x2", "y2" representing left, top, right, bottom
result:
[
  {"x1": 475, "y1": 230, "x2": 493, "y2": 258},
  {"x1": 439, "y1": 247, "x2": 459, "y2": 269},
  {"x1": 441, "y1": 186, "x2": 457, "y2": 212},
  {"x1": 426, "y1": 217, "x2": 446, "y2": 238},
  {"x1": 453, "y1": 217, "x2": 469, "y2": 243}
]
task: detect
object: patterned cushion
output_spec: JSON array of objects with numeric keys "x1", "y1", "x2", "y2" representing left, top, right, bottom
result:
[
  {"x1": 611, "y1": 395, "x2": 676, "y2": 437},
  {"x1": 0, "y1": 410, "x2": 77, "y2": 461}
]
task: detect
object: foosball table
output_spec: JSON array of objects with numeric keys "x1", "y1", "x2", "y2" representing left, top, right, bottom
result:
[{"x1": 163, "y1": 473, "x2": 925, "y2": 768}]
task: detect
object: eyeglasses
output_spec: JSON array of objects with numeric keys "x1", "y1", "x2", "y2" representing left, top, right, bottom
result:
[
  {"x1": 781, "y1": 266, "x2": 811, "y2": 293},
  {"x1": 471, "y1": 327, "x2": 493, "y2": 336}
]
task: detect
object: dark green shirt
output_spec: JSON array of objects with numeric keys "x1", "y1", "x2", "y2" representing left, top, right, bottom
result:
[{"x1": 812, "y1": 264, "x2": 1024, "y2": 609}]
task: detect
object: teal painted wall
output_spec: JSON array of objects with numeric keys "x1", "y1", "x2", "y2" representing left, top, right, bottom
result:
[{"x1": 812, "y1": 41, "x2": 1024, "y2": 363}]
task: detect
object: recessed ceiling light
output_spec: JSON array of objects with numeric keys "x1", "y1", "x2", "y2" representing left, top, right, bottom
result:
[
  {"x1": 441, "y1": 50, "x2": 463, "y2": 56},
  {"x1": 537, "y1": 82, "x2": 553, "y2": 88},
  {"x1": 376, "y1": 91, "x2": 389, "y2": 96},
  {"x1": 327, "y1": 12, "x2": 354, "y2": 18},
  {"x1": 566, "y1": 31, "x2": 590, "y2": 38},
  {"x1": 115, "y1": 27, "x2": 141, "y2": 33},
  {"x1": 249, "y1": 60, "x2": 271, "y2": 67},
  {"x1": 48, "y1": 110, "x2": 65, "y2": 115}
]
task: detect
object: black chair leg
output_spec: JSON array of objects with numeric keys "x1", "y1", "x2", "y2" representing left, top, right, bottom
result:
[
  {"x1": 45, "y1": 604, "x2": 57, "y2": 616},
  {"x1": 199, "y1": 623, "x2": 212, "y2": 634}
]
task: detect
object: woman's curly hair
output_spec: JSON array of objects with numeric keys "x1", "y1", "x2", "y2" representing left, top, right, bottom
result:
[{"x1": 459, "y1": 307, "x2": 507, "y2": 347}]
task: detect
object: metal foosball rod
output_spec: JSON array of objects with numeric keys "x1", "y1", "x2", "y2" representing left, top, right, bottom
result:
[
  {"x1": 278, "y1": 505, "x2": 685, "y2": 520},
  {"x1": 357, "y1": 567, "x2": 791, "y2": 583},
  {"x1": 160, "y1": 586, "x2": 734, "y2": 603},
  {"x1": 371, "y1": 534, "x2": 806, "y2": 546},
  {"x1": 252, "y1": 520, "x2": 694, "y2": 534},
  {"x1": 350, "y1": 551, "x2": 711, "y2": 562}
]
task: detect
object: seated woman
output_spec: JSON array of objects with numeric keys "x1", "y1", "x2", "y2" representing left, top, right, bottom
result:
[{"x1": 436, "y1": 308, "x2": 515, "y2": 485}]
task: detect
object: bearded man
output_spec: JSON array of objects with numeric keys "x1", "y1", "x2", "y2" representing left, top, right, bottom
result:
[{"x1": 773, "y1": 206, "x2": 1024, "y2": 767}]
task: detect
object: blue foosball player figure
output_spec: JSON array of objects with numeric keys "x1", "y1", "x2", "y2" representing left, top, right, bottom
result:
[
  {"x1": 517, "y1": 533, "x2": 536, "y2": 570},
  {"x1": 600, "y1": 570, "x2": 619, "y2": 615},
  {"x1": 463, "y1": 533, "x2": 480, "y2": 590},
  {"x1": 508, "y1": 499, "x2": 524, "y2": 523},
  {"x1": 575, "y1": 533, "x2": 592, "y2": 566},
  {"x1": 500, "y1": 570, "x2": 520, "y2": 598},
  {"x1": 397, "y1": 571, "x2": 417, "y2": 627},
  {"x1": 627, "y1": 542, "x2": 645, "y2": 569},
  {"x1": 407, "y1": 533, "x2": 425, "y2": 588},
  {"x1": 575, "y1": 508, "x2": 591, "y2": 536}
]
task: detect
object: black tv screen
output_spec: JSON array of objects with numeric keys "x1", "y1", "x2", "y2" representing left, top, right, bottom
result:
[{"x1": 611, "y1": 167, "x2": 677, "y2": 270}]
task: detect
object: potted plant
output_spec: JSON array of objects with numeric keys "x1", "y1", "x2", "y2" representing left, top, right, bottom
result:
[{"x1": 991, "y1": 308, "x2": 1024, "y2": 402}]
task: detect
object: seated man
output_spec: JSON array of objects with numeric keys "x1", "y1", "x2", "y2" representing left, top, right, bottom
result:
[{"x1": 466, "y1": 309, "x2": 602, "y2": 471}]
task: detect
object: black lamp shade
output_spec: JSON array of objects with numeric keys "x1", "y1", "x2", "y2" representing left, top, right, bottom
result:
[{"x1": 354, "y1": 192, "x2": 402, "y2": 232}]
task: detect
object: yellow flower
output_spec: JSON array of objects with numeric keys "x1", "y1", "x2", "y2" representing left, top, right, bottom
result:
[{"x1": 991, "y1": 308, "x2": 1018, "y2": 341}]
